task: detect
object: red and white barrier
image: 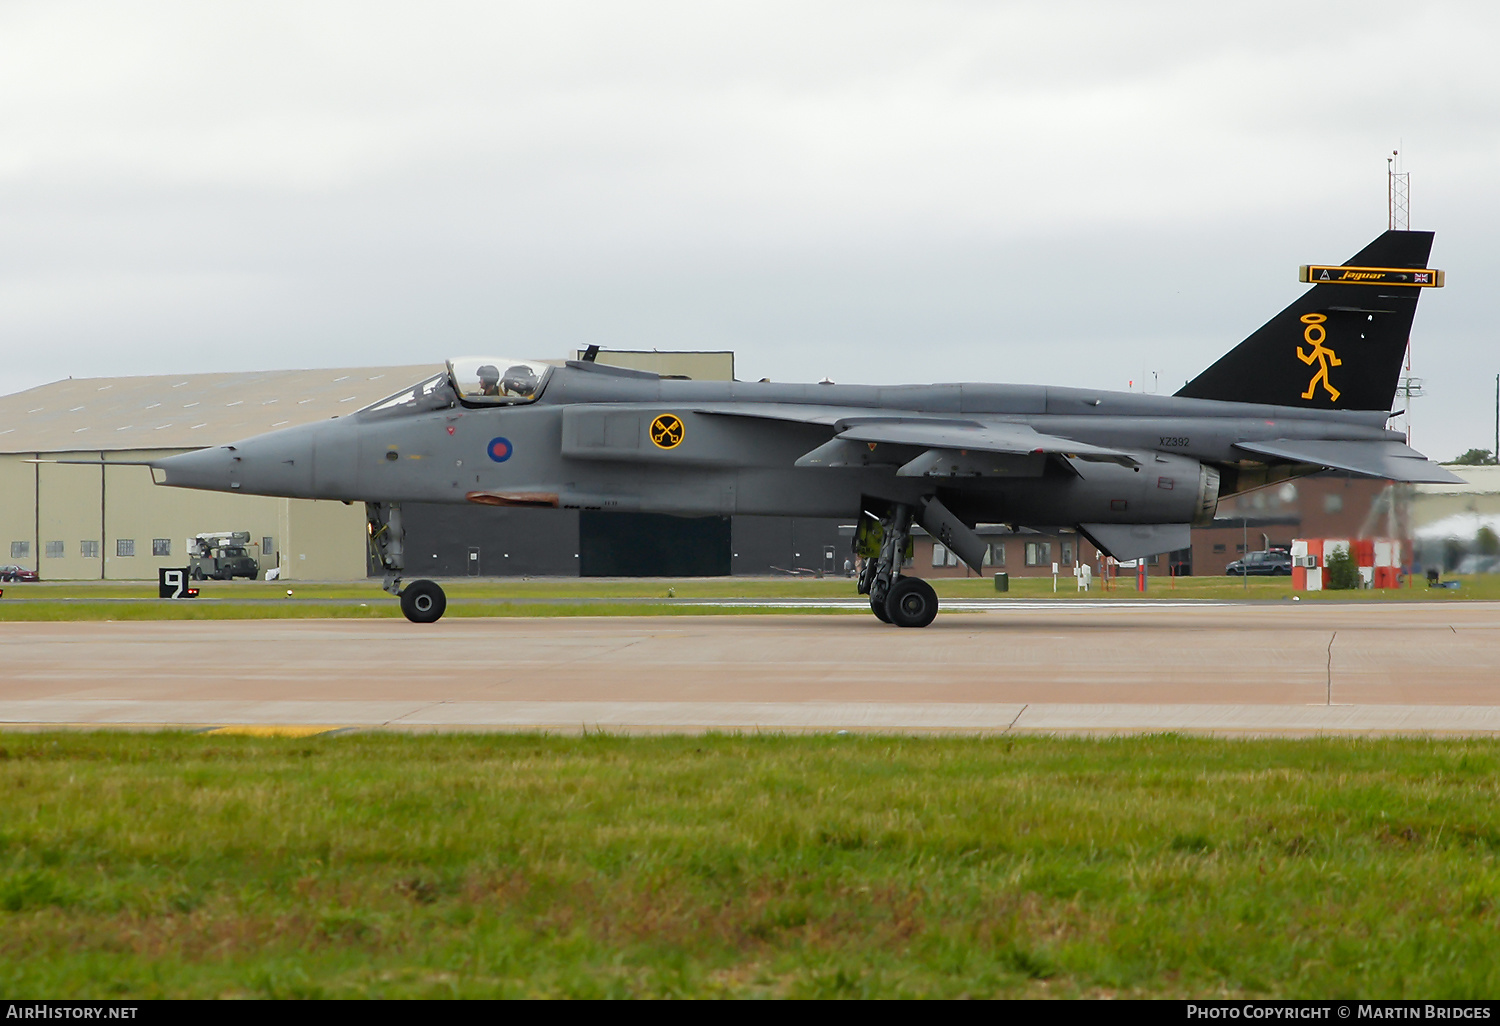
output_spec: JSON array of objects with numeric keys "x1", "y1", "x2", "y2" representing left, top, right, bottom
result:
[{"x1": 1292, "y1": 537, "x2": 1402, "y2": 591}]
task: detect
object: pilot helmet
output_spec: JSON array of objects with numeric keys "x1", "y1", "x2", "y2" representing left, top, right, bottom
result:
[
  {"x1": 476, "y1": 365, "x2": 501, "y2": 395},
  {"x1": 501, "y1": 365, "x2": 539, "y2": 396}
]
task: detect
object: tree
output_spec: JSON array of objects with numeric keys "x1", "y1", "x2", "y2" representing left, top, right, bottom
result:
[
  {"x1": 1325, "y1": 546, "x2": 1359, "y2": 590},
  {"x1": 1478, "y1": 526, "x2": 1500, "y2": 557},
  {"x1": 1450, "y1": 448, "x2": 1498, "y2": 466}
]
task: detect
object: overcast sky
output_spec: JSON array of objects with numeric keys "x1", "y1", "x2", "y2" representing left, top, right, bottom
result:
[{"x1": 3, "y1": 1, "x2": 1498, "y2": 460}]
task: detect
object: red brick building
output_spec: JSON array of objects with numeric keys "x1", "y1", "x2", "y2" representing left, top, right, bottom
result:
[
  {"x1": 871, "y1": 471, "x2": 1398, "y2": 581},
  {"x1": 1191, "y1": 473, "x2": 1394, "y2": 576}
]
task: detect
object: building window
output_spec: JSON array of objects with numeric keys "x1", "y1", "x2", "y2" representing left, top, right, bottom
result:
[
  {"x1": 10, "y1": 541, "x2": 28, "y2": 559},
  {"x1": 1061, "y1": 541, "x2": 1074, "y2": 566},
  {"x1": 1236, "y1": 543, "x2": 1245, "y2": 553},
  {"x1": 81, "y1": 541, "x2": 100, "y2": 559},
  {"x1": 1324, "y1": 493, "x2": 1344, "y2": 513},
  {"x1": 1213, "y1": 543, "x2": 1226, "y2": 553},
  {"x1": 1025, "y1": 541, "x2": 1052, "y2": 567},
  {"x1": 262, "y1": 537, "x2": 274, "y2": 558},
  {"x1": 153, "y1": 539, "x2": 171, "y2": 557},
  {"x1": 1147, "y1": 553, "x2": 1159, "y2": 565},
  {"x1": 989, "y1": 542, "x2": 1005, "y2": 567},
  {"x1": 931, "y1": 543, "x2": 947, "y2": 567},
  {"x1": 116, "y1": 539, "x2": 135, "y2": 557},
  {"x1": 45, "y1": 541, "x2": 64, "y2": 558}
]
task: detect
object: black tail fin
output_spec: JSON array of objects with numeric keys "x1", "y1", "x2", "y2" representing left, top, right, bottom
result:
[{"x1": 1175, "y1": 230, "x2": 1435, "y2": 411}]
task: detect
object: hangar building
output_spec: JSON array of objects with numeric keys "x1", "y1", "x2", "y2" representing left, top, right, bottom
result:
[
  {"x1": 0, "y1": 365, "x2": 435, "y2": 580},
  {"x1": 0, "y1": 352, "x2": 846, "y2": 581}
]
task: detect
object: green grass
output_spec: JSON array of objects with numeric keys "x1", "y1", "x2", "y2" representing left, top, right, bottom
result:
[
  {"x1": 4, "y1": 574, "x2": 1498, "y2": 620},
  {"x1": 1, "y1": 732, "x2": 1498, "y2": 998}
]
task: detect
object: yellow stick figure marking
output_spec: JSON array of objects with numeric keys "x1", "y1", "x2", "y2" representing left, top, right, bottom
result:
[
  {"x1": 650, "y1": 414, "x2": 685, "y2": 449},
  {"x1": 1297, "y1": 313, "x2": 1341, "y2": 402}
]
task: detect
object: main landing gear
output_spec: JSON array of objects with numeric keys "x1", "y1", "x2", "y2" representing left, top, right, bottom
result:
[
  {"x1": 367, "y1": 502, "x2": 447, "y2": 623},
  {"x1": 855, "y1": 502, "x2": 940, "y2": 628}
]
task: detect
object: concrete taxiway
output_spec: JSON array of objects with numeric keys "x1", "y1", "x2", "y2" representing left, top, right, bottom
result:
[{"x1": 2, "y1": 603, "x2": 1497, "y2": 734}]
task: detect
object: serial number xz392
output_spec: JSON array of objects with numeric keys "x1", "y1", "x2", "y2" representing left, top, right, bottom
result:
[{"x1": 1159, "y1": 436, "x2": 1190, "y2": 447}]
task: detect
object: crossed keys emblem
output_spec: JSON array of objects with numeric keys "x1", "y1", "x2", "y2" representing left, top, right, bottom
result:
[
  {"x1": 649, "y1": 414, "x2": 685, "y2": 449},
  {"x1": 1297, "y1": 312, "x2": 1341, "y2": 402}
]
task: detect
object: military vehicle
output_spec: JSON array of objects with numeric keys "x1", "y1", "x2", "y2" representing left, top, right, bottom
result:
[
  {"x1": 138, "y1": 229, "x2": 1458, "y2": 625},
  {"x1": 188, "y1": 531, "x2": 260, "y2": 581}
]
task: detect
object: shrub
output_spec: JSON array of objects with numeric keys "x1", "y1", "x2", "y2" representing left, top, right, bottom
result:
[{"x1": 1326, "y1": 545, "x2": 1359, "y2": 589}]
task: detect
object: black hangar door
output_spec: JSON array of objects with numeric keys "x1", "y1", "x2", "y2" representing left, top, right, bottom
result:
[
  {"x1": 389, "y1": 504, "x2": 581, "y2": 577},
  {"x1": 578, "y1": 512, "x2": 731, "y2": 577}
]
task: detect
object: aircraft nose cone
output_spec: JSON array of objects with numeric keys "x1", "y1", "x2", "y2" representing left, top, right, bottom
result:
[
  {"x1": 151, "y1": 446, "x2": 237, "y2": 492},
  {"x1": 150, "y1": 421, "x2": 330, "y2": 498}
]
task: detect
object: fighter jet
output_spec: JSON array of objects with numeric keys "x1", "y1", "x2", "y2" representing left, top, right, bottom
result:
[{"x1": 146, "y1": 229, "x2": 1458, "y2": 626}]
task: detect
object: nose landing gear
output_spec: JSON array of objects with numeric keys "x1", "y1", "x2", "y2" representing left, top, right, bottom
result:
[
  {"x1": 399, "y1": 579, "x2": 447, "y2": 623},
  {"x1": 368, "y1": 501, "x2": 448, "y2": 623}
]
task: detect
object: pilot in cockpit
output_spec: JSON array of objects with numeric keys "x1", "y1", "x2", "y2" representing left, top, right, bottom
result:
[
  {"x1": 501, "y1": 364, "x2": 540, "y2": 398},
  {"x1": 477, "y1": 365, "x2": 502, "y2": 396}
]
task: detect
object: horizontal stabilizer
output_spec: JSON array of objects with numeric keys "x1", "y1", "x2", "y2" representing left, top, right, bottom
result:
[
  {"x1": 1077, "y1": 523, "x2": 1191, "y2": 562},
  {"x1": 1232, "y1": 439, "x2": 1464, "y2": 484},
  {"x1": 835, "y1": 420, "x2": 1139, "y2": 467}
]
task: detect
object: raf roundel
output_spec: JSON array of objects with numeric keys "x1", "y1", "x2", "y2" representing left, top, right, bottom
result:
[{"x1": 487, "y1": 437, "x2": 514, "y2": 463}]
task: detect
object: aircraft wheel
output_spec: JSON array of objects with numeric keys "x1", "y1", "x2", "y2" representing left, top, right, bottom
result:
[
  {"x1": 400, "y1": 580, "x2": 447, "y2": 624},
  {"x1": 884, "y1": 576, "x2": 938, "y2": 628},
  {"x1": 870, "y1": 595, "x2": 891, "y2": 623}
]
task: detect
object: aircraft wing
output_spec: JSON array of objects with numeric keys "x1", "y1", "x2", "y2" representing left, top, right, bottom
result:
[
  {"x1": 1232, "y1": 438, "x2": 1464, "y2": 484},
  {"x1": 694, "y1": 404, "x2": 1139, "y2": 467},
  {"x1": 833, "y1": 419, "x2": 1140, "y2": 466},
  {"x1": 690, "y1": 403, "x2": 864, "y2": 427}
]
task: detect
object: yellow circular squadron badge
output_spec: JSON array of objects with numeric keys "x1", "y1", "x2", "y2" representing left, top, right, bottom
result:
[{"x1": 649, "y1": 414, "x2": 685, "y2": 449}]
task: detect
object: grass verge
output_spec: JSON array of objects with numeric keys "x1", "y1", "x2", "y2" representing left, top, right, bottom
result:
[
  {"x1": 0, "y1": 732, "x2": 1497, "y2": 998},
  {"x1": 3, "y1": 574, "x2": 1498, "y2": 621}
]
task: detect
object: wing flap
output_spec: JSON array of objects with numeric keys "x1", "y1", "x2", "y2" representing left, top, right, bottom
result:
[{"x1": 1233, "y1": 438, "x2": 1463, "y2": 484}]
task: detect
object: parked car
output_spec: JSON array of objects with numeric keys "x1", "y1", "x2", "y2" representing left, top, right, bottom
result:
[
  {"x1": 0, "y1": 565, "x2": 39, "y2": 582},
  {"x1": 1225, "y1": 550, "x2": 1292, "y2": 576}
]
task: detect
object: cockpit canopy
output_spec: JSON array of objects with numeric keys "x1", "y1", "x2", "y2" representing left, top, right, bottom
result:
[
  {"x1": 448, "y1": 356, "x2": 552, "y2": 406},
  {"x1": 359, "y1": 372, "x2": 453, "y2": 415}
]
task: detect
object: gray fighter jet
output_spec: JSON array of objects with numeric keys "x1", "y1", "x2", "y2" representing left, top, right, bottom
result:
[{"x1": 146, "y1": 229, "x2": 1459, "y2": 626}]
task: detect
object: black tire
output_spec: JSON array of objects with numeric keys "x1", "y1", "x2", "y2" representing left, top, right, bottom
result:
[
  {"x1": 192, "y1": 567, "x2": 204, "y2": 581},
  {"x1": 883, "y1": 576, "x2": 939, "y2": 628},
  {"x1": 870, "y1": 594, "x2": 891, "y2": 623},
  {"x1": 400, "y1": 580, "x2": 447, "y2": 624}
]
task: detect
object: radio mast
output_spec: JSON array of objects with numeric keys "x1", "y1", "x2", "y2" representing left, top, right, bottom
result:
[
  {"x1": 1388, "y1": 151, "x2": 1410, "y2": 231},
  {"x1": 1390, "y1": 151, "x2": 1422, "y2": 444}
]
